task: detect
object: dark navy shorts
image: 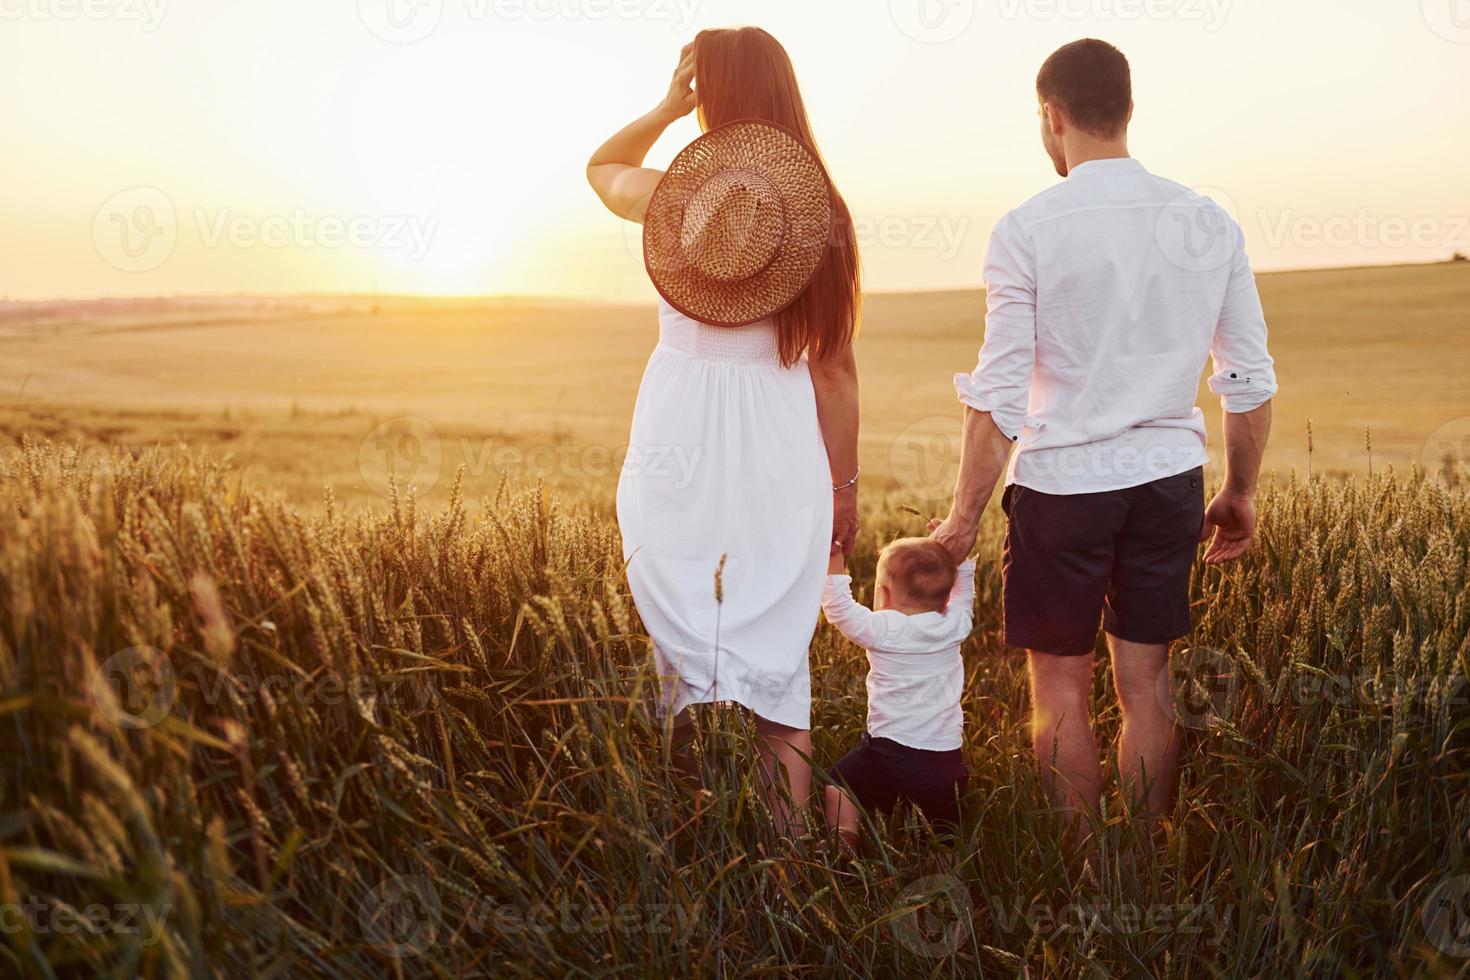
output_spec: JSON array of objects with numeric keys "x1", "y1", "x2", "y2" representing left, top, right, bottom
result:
[
  {"x1": 1002, "y1": 467, "x2": 1205, "y2": 657},
  {"x1": 828, "y1": 733, "x2": 968, "y2": 831}
]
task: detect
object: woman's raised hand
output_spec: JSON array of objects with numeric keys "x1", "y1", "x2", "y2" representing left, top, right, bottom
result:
[{"x1": 656, "y1": 43, "x2": 697, "y2": 121}]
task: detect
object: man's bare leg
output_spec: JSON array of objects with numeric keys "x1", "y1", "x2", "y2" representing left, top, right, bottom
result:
[
  {"x1": 1028, "y1": 650, "x2": 1101, "y2": 819},
  {"x1": 1109, "y1": 636, "x2": 1179, "y2": 816}
]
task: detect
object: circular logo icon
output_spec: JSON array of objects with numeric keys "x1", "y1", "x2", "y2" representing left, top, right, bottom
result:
[
  {"x1": 1154, "y1": 185, "x2": 1240, "y2": 274},
  {"x1": 360, "y1": 875, "x2": 441, "y2": 958},
  {"x1": 358, "y1": 0, "x2": 444, "y2": 43},
  {"x1": 1421, "y1": 417, "x2": 1470, "y2": 477},
  {"x1": 91, "y1": 646, "x2": 176, "y2": 730},
  {"x1": 1422, "y1": 0, "x2": 1470, "y2": 43},
  {"x1": 93, "y1": 187, "x2": 177, "y2": 273},
  {"x1": 890, "y1": 0, "x2": 975, "y2": 43},
  {"x1": 621, "y1": 218, "x2": 648, "y2": 268},
  {"x1": 1158, "y1": 646, "x2": 1238, "y2": 731},
  {"x1": 891, "y1": 874, "x2": 971, "y2": 958},
  {"x1": 889, "y1": 415, "x2": 964, "y2": 505},
  {"x1": 1423, "y1": 875, "x2": 1470, "y2": 957},
  {"x1": 358, "y1": 417, "x2": 442, "y2": 498}
]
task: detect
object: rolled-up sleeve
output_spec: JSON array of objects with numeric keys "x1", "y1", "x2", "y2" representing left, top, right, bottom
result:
[
  {"x1": 1207, "y1": 228, "x2": 1278, "y2": 413},
  {"x1": 954, "y1": 212, "x2": 1037, "y2": 441}
]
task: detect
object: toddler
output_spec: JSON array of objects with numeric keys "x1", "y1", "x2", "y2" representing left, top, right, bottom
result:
[{"x1": 823, "y1": 538, "x2": 975, "y2": 843}]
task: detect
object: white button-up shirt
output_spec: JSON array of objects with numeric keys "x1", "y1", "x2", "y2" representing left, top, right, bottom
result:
[{"x1": 955, "y1": 157, "x2": 1278, "y2": 495}]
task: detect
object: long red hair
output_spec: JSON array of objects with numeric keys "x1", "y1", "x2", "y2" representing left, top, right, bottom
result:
[{"x1": 692, "y1": 27, "x2": 860, "y2": 367}]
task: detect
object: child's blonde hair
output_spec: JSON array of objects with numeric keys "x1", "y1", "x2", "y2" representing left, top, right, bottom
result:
[{"x1": 878, "y1": 538, "x2": 956, "y2": 609}]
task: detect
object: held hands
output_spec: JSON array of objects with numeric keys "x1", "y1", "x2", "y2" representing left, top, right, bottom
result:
[
  {"x1": 656, "y1": 44, "x2": 697, "y2": 122},
  {"x1": 832, "y1": 486, "x2": 859, "y2": 556},
  {"x1": 930, "y1": 513, "x2": 977, "y2": 566},
  {"x1": 1200, "y1": 491, "x2": 1257, "y2": 565}
]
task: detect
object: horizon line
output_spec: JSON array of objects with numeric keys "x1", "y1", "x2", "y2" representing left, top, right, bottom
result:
[{"x1": 4, "y1": 256, "x2": 1463, "y2": 309}]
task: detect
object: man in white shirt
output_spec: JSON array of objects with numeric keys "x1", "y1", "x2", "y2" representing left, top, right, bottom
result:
[{"x1": 932, "y1": 39, "x2": 1276, "y2": 822}]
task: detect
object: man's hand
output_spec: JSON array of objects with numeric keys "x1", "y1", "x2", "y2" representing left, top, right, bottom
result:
[
  {"x1": 931, "y1": 512, "x2": 978, "y2": 565},
  {"x1": 932, "y1": 409, "x2": 1012, "y2": 566},
  {"x1": 1200, "y1": 491, "x2": 1256, "y2": 564}
]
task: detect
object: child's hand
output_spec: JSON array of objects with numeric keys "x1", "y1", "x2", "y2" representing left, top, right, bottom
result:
[{"x1": 827, "y1": 551, "x2": 845, "y2": 575}]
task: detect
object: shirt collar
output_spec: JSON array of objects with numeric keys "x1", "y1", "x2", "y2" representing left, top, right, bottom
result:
[{"x1": 1067, "y1": 157, "x2": 1145, "y2": 179}]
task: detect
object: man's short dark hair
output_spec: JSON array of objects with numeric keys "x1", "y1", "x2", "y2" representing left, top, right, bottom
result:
[{"x1": 1037, "y1": 39, "x2": 1132, "y2": 138}]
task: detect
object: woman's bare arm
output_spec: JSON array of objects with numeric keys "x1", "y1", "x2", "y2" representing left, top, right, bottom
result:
[
  {"x1": 811, "y1": 343, "x2": 861, "y2": 554},
  {"x1": 586, "y1": 45, "x2": 696, "y2": 223}
]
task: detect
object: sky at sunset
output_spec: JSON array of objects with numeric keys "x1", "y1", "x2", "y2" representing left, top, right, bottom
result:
[{"x1": 2, "y1": 0, "x2": 1467, "y2": 302}]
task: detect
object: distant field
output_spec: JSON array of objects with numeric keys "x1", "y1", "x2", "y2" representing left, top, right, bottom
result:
[{"x1": 3, "y1": 261, "x2": 1467, "y2": 510}]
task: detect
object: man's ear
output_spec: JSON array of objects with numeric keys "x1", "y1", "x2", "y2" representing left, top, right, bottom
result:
[{"x1": 1044, "y1": 103, "x2": 1064, "y2": 136}]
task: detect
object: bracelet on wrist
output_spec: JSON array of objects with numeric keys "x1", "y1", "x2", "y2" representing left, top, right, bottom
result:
[{"x1": 832, "y1": 468, "x2": 860, "y2": 492}]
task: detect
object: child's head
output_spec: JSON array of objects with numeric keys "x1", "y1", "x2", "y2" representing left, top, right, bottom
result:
[{"x1": 875, "y1": 538, "x2": 956, "y2": 613}]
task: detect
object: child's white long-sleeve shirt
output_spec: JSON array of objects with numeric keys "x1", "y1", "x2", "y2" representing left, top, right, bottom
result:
[{"x1": 821, "y1": 560, "x2": 976, "y2": 751}]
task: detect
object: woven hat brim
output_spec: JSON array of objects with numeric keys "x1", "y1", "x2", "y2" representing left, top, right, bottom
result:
[{"x1": 644, "y1": 120, "x2": 834, "y2": 328}]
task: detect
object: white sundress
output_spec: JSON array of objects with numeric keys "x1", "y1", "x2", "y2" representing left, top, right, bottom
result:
[{"x1": 617, "y1": 299, "x2": 833, "y2": 730}]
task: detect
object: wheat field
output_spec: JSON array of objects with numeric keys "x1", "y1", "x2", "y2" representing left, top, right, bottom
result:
[
  {"x1": 4, "y1": 262, "x2": 1469, "y2": 513},
  {"x1": 0, "y1": 438, "x2": 1467, "y2": 977},
  {"x1": 2, "y1": 262, "x2": 1468, "y2": 976}
]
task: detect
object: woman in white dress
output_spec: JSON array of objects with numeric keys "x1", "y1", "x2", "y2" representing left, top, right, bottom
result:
[{"x1": 587, "y1": 28, "x2": 861, "y2": 837}]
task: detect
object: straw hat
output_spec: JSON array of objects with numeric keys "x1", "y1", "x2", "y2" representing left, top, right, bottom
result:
[{"x1": 643, "y1": 120, "x2": 834, "y2": 327}]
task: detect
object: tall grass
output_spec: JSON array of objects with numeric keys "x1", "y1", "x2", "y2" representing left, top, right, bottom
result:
[{"x1": 0, "y1": 439, "x2": 1467, "y2": 977}]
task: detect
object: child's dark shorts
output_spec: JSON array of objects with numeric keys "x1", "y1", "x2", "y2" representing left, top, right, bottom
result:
[{"x1": 829, "y1": 733, "x2": 968, "y2": 831}]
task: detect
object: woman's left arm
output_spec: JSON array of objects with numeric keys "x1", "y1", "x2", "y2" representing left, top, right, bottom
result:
[
  {"x1": 811, "y1": 343, "x2": 860, "y2": 555},
  {"x1": 586, "y1": 44, "x2": 696, "y2": 223}
]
